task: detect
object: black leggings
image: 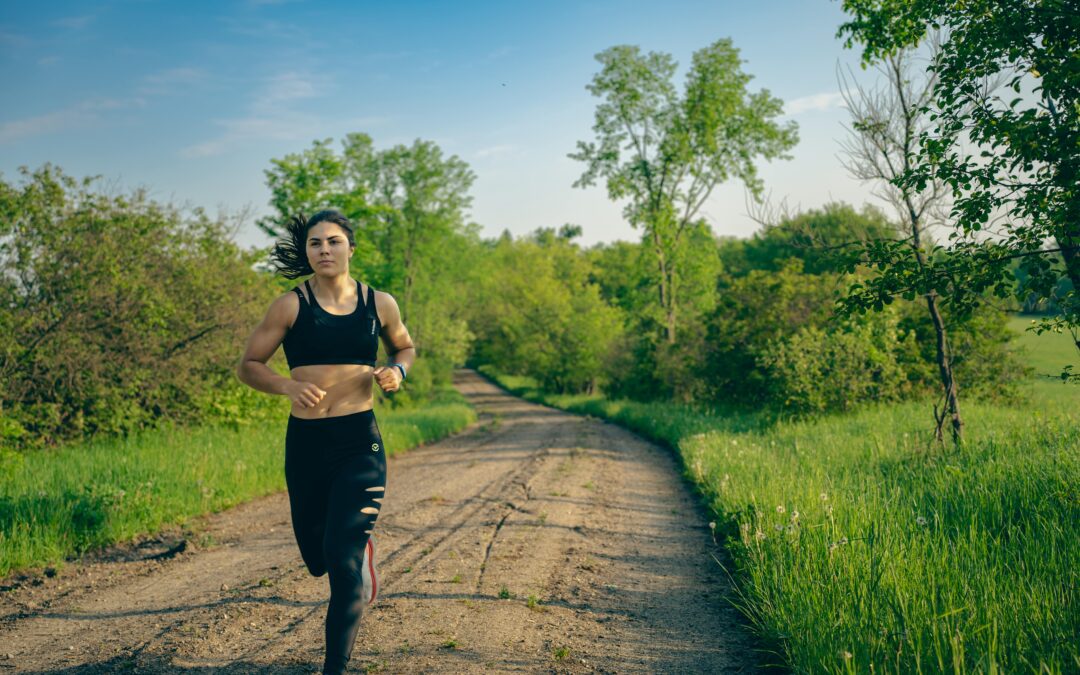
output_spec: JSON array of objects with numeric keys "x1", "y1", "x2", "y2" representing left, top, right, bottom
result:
[{"x1": 285, "y1": 409, "x2": 387, "y2": 675}]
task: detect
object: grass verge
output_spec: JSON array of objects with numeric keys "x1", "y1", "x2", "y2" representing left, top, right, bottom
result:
[
  {"x1": 0, "y1": 389, "x2": 475, "y2": 577},
  {"x1": 476, "y1": 322, "x2": 1079, "y2": 673}
]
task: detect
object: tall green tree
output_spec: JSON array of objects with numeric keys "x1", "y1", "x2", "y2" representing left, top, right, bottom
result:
[
  {"x1": 570, "y1": 39, "x2": 798, "y2": 344},
  {"x1": 838, "y1": 0, "x2": 1080, "y2": 381},
  {"x1": 258, "y1": 134, "x2": 478, "y2": 370},
  {"x1": 365, "y1": 139, "x2": 476, "y2": 328}
]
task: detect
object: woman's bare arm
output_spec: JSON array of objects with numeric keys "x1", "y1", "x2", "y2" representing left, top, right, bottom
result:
[
  {"x1": 235, "y1": 293, "x2": 298, "y2": 396},
  {"x1": 373, "y1": 291, "x2": 416, "y2": 392}
]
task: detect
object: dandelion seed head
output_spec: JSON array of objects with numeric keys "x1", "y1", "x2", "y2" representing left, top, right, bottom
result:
[
  {"x1": 709, "y1": 521, "x2": 716, "y2": 530},
  {"x1": 775, "y1": 524, "x2": 784, "y2": 532},
  {"x1": 839, "y1": 536, "x2": 849, "y2": 546},
  {"x1": 820, "y1": 492, "x2": 828, "y2": 501},
  {"x1": 776, "y1": 504, "x2": 785, "y2": 514},
  {"x1": 916, "y1": 516, "x2": 928, "y2": 527}
]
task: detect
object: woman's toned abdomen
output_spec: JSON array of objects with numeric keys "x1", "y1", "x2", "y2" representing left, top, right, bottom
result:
[{"x1": 288, "y1": 364, "x2": 375, "y2": 419}]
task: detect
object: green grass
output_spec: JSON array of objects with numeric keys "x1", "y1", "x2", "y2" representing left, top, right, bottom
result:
[
  {"x1": 0, "y1": 390, "x2": 475, "y2": 577},
  {"x1": 479, "y1": 321, "x2": 1079, "y2": 673}
]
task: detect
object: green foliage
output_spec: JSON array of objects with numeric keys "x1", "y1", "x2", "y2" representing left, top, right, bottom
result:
[
  {"x1": 571, "y1": 38, "x2": 798, "y2": 343},
  {"x1": 258, "y1": 134, "x2": 479, "y2": 368},
  {"x1": 727, "y1": 202, "x2": 898, "y2": 277},
  {"x1": 704, "y1": 260, "x2": 838, "y2": 404},
  {"x1": 838, "y1": 0, "x2": 1080, "y2": 381},
  {"x1": 758, "y1": 318, "x2": 913, "y2": 414},
  {"x1": 482, "y1": 357, "x2": 1080, "y2": 673},
  {"x1": 0, "y1": 164, "x2": 278, "y2": 450},
  {"x1": 467, "y1": 230, "x2": 625, "y2": 393}
]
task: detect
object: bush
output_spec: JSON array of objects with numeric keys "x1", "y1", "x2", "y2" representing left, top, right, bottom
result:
[
  {"x1": 0, "y1": 164, "x2": 278, "y2": 449},
  {"x1": 759, "y1": 315, "x2": 914, "y2": 414}
]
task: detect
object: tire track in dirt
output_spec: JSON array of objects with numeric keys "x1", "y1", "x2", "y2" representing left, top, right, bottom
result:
[{"x1": 0, "y1": 369, "x2": 754, "y2": 673}]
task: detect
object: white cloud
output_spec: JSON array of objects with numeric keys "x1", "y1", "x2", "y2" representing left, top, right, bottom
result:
[
  {"x1": 138, "y1": 67, "x2": 206, "y2": 96},
  {"x1": 178, "y1": 71, "x2": 379, "y2": 158},
  {"x1": 475, "y1": 144, "x2": 516, "y2": 158},
  {"x1": 54, "y1": 15, "x2": 94, "y2": 30},
  {"x1": 0, "y1": 97, "x2": 136, "y2": 144},
  {"x1": 784, "y1": 92, "x2": 845, "y2": 116}
]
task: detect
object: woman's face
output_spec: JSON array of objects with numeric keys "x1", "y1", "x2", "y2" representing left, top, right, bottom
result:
[{"x1": 306, "y1": 221, "x2": 354, "y2": 276}]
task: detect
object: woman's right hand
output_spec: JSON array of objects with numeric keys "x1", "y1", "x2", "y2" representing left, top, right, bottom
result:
[{"x1": 287, "y1": 380, "x2": 328, "y2": 408}]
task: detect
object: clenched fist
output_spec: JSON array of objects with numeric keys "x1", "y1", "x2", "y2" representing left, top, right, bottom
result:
[{"x1": 372, "y1": 365, "x2": 403, "y2": 393}]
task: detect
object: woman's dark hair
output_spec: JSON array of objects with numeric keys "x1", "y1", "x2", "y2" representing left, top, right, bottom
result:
[{"x1": 269, "y1": 209, "x2": 356, "y2": 279}]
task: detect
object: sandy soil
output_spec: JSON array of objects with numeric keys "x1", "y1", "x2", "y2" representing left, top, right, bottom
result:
[{"x1": 0, "y1": 369, "x2": 756, "y2": 674}]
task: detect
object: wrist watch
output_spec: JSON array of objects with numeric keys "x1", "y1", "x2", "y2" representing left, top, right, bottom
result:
[{"x1": 392, "y1": 363, "x2": 407, "y2": 381}]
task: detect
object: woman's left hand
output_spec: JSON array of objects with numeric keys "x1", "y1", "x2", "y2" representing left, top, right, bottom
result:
[{"x1": 372, "y1": 366, "x2": 402, "y2": 393}]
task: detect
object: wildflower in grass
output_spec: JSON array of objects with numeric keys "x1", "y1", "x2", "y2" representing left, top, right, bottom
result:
[
  {"x1": 842, "y1": 650, "x2": 853, "y2": 660},
  {"x1": 820, "y1": 492, "x2": 828, "y2": 501},
  {"x1": 839, "y1": 536, "x2": 849, "y2": 546},
  {"x1": 786, "y1": 524, "x2": 796, "y2": 533},
  {"x1": 709, "y1": 521, "x2": 716, "y2": 531},
  {"x1": 791, "y1": 510, "x2": 799, "y2": 520},
  {"x1": 776, "y1": 504, "x2": 785, "y2": 514},
  {"x1": 828, "y1": 542, "x2": 838, "y2": 553},
  {"x1": 916, "y1": 516, "x2": 928, "y2": 527},
  {"x1": 754, "y1": 530, "x2": 766, "y2": 541}
]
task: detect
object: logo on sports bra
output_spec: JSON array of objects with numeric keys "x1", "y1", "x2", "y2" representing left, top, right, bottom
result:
[
  {"x1": 371, "y1": 318, "x2": 376, "y2": 335},
  {"x1": 371, "y1": 442, "x2": 380, "y2": 452}
]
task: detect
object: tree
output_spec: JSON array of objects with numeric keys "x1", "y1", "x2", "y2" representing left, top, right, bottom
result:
[
  {"x1": 570, "y1": 39, "x2": 798, "y2": 345},
  {"x1": 257, "y1": 135, "x2": 478, "y2": 371},
  {"x1": 838, "y1": 0, "x2": 1080, "y2": 381},
  {"x1": 836, "y1": 43, "x2": 966, "y2": 444},
  {"x1": 366, "y1": 138, "x2": 476, "y2": 326}
]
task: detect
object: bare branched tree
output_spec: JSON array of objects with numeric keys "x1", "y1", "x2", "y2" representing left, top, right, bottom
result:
[{"x1": 837, "y1": 36, "x2": 964, "y2": 444}]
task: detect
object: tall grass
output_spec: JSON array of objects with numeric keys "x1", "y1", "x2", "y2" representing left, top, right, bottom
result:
[
  {"x1": 0, "y1": 392, "x2": 475, "y2": 577},
  {"x1": 479, "y1": 321, "x2": 1080, "y2": 673}
]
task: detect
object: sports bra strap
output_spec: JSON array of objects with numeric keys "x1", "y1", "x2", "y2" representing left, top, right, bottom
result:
[
  {"x1": 366, "y1": 283, "x2": 375, "y2": 311},
  {"x1": 292, "y1": 286, "x2": 307, "y2": 305}
]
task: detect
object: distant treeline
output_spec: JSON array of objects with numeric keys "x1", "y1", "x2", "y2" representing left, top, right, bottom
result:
[
  {"x1": 0, "y1": 161, "x2": 1038, "y2": 460},
  {"x1": 467, "y1": 202, "x2": 1031, "y2": 413}
]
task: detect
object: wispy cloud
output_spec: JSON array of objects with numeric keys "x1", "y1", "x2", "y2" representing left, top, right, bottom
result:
[
  {"x1": 784, "y1": 92, "x2": 845, "y2": 116},
  {"x1": 179, "y1": 71, "x2": 379, "y2": 158},
  {"x1": 0, "y1": 28, "x2": 32, "y2": 47},
  {"x1": 246, "y1": 0, "x2": 306, "y2": 6},
  {"x1": 485, "y1": 46, "x2": 515, "y2": 61},
  {"x1": 0, "y1": 97, "x2": 142, "y2": 144},
  {"x1": 54, "y1": 15, "x2": 95, "y2": 30},
  {"x1": 475, "y1": 144, "x2": 516, "y2": 158},
  {"x1": 138, "y1": 67, "x2": 206, "y2": 96}
]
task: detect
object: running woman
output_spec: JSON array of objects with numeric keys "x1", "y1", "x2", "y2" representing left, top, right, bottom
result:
[{"x1": 236, "y1": 209, "x2": 415, "y2": 675}]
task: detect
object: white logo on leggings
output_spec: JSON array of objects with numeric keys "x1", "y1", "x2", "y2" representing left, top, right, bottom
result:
[{"x1": 371, "y1": 442, "x2": 380, "y2": 452}]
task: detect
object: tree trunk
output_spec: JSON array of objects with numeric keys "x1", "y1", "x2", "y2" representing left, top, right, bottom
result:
[
  {"x1": 907, "y1": 199, "x2": 963, "y2": 444},
  {"x1": 650, "y1": 229, "x2": 677, "y2": 344},
  {"x1": 925, "y1": 291, "x2": 963, "y2": 444}
]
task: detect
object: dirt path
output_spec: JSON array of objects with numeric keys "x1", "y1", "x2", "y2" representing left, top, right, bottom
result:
[{"x1": 0, "y1": 369, "x2": 754, "y2": 674}]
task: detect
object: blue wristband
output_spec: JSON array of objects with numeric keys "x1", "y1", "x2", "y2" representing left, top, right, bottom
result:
[{"x1": 392, "y1": 363, "x2": 407, "y2": 380}]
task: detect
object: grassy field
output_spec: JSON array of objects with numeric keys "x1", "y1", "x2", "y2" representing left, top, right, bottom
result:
[
  {"x1": 0, "y1": 389, "x2": 475, "y2": 578},
  {"x1": 481, "y1": 319, "x2": 1079, "y2": 673}
]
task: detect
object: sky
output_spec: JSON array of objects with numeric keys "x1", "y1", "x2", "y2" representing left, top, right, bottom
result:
[{"x1": 0, "y1": 0, "x2": 886, "y2": 251}]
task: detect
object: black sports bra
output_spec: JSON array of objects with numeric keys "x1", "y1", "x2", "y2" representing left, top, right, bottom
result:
[{"x1": 282, "y1": 278, "x2": 380, "y2": 369}]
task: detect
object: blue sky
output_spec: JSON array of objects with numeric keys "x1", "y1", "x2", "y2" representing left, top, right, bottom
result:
[{"x1": 1, "y1": 0, "x2": 881, "y2": 250}]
